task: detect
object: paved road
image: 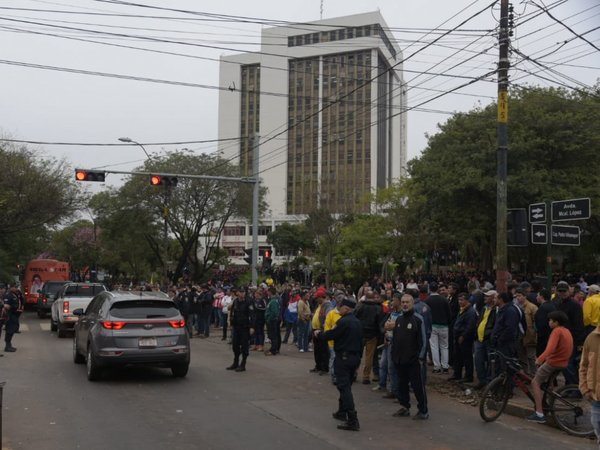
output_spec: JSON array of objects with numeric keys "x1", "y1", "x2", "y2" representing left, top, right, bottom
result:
[{"x1": 0, "y1": 313, "x2": 594, "y2": 450}]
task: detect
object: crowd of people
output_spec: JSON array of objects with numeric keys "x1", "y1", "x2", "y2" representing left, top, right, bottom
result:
[
  {"x1": 164, "y1": 273, "x2": 600, "y2": 436},
  {"x1": 4, "y1": 271, "x2": 600, "y2": 439}
]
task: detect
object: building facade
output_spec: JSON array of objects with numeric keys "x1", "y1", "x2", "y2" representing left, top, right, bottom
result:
[{"x1": 217, "y1": 12, "x2": 407, "y2": 261}]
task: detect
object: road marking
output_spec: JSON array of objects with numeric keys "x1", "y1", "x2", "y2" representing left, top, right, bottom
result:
[
  {"x1": 40, "y1": 323, "x2": 51, "y2": 331},
  {"x1": 18, "y1": 324, "x2": 29, "y2": 332}
]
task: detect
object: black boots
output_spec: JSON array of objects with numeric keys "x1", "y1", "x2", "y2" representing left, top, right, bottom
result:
[
  {"x1": 235, "y1": 356, "x2": 247, "y2": 372},
  {"x1": 332, "y1": 400, "x2": 347, "y2": 421},
  {"x1": 226, "y1": 355, "x2": 239, "y2": 370},
  {"x1": 337, "y1": 410, "x2": 359, "y2": 431}
]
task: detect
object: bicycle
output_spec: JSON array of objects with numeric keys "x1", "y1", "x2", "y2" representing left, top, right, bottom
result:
[{"x1": 479, "y1": 350, "x2": 594, "y2": 437}]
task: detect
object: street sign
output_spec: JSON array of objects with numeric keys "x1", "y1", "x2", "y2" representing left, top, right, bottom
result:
[
  {"x1": 551, "y1": 198, "x2": 591, "y2": 222},
  {"x1": 528, "y1": 203, "x2": 546, "y2": 223},
  {"x1": 531, "y1": 224, "x2": 547, "y2": 245},
  {"x1": 551, "y1": 224, "x2": 580, "y2": 246}
]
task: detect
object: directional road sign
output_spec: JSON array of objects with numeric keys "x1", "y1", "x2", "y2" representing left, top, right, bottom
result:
[
  {"x1": 551, "y1": 224, "x2": 581, "y2": 246},
  {"x1": 551, "y1": 198, "x2": 591, "y2": 222},
  {"x1": 528, "y1": 203, "x2": 546, "y2": 223},
  {"x1": 531, "y1": 224, "x2": 547, "y2": 245}
]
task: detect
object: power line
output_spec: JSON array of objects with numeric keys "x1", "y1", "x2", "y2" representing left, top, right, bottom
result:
[{"x1": 0, "y1": 137, "x2": 240, "y2": 146}]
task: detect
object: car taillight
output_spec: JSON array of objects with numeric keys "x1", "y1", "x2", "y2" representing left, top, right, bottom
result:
[
  {"x1": 63, "y1": 301, "x2": 69, "y2": 314},
  {"x1": 101, "y1": 321, "x2": 127, "y2": 330},
  {"x1": 169, "y1": 320, "x2": 186, "y2": 328},
  {"x1": 42, "y1": 297, "x2": 47, "y2": 304}
]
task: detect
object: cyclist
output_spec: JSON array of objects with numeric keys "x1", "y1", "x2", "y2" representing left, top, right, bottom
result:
[{"x1": 527, "y1": 310, "x2": 573, "y2": 423}]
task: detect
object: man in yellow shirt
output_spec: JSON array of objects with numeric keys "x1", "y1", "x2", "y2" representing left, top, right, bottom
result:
[
  {"x1": 583, "y1": 284, "x2": 600, "y2": 336},
  {"x1": 325, "y1": 292, "x2": 344, "y2": 383},
  {"x1": 473, "y1": 290, "x2": 497, "y2": 389}
]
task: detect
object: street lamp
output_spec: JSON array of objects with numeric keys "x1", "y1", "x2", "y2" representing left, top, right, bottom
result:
[{"x1": 118, "y1": 137, "x2": 151, "y2": 160}]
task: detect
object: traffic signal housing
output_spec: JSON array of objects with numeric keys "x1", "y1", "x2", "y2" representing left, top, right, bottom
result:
[
  {"x1": 75, "y1": 169, "x2": 105, "y2": 182},
  {"x1": 150, "y1": 175, "x2": 178, "y2": 186}
]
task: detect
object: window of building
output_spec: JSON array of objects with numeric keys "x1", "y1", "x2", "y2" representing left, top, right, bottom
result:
[
  {"x1": 223, "y1": 226, "x2": 246, "y2": 236},
  {"x1": 288, "y1": 36, "x2": 295, "y2": 47}
]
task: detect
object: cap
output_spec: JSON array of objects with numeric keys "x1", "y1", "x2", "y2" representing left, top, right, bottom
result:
[
  {"x1": 484, "y1": 290, "x2": 498, "y2": 297},
  {"x1": 588, "y1": 284, "x2": 600, "y2": 294},
  {"x1": 314, "y1": 287, "x2": 327, "y2": 299},
  {"x1": 341, "y1": 298, "x2": 357, "y2": 309},
  {"x1": 556, "y1": 281, "x2": 569, "y2": 292}
]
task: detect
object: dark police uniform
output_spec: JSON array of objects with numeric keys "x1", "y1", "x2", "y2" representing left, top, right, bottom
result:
[
  {"x1": 227, "y1": 294, "x2": 255, "y2": 372},
  {"x1": 3, "y1": 288, "x2": 21, "y2": 351},
  {"x1": 320, "y1": 309, "x2": 363, "y2": 430}
]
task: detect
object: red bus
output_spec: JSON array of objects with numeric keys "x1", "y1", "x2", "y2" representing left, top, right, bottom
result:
[{"x1": 22, "y1": 259, "x2": 70, "y2": 305}]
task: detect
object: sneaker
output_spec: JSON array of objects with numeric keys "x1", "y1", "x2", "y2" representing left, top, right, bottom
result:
[
  {"x1": 526, "y1": 413, "x2": 546, "y2": 424},
  {"x1": 442, "y1": 368, "x2": 449, "y2": 374},
  {"x1": 299, "y1": 349, "x2": 305, "y2": 353},
  {"x1": 432, "y1": 368, "x2": 441, "y2": 374},
  {"x1": 413, "y1": 412, "x2": 429, "y2": 420},
  {"x1": 392, "y1": 408, "x2": 410, "y2": 417},
  {"x1": 382, "y1": 392, "x2": 396, "y2": 399},
  {"x1": 371, "y1": 385, "x2": 382, "y2": 391}
]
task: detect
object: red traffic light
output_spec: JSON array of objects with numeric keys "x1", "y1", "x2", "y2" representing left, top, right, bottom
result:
[
  {"x1": 264, "y1": 250, "x2": 271, "y2": 258},
  {"x1": 149, "y1": 175, "x2": 178, "y2": 186},
  {"x1": 75, "y1": 169, "x2": 105, "y2": 182}
]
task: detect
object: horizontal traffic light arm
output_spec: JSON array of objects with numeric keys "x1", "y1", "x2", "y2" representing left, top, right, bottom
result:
[{"x1": 73, "y1": 169, "x2": 257, "y2": 184}]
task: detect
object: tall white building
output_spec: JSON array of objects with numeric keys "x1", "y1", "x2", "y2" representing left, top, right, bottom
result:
[{"x1": 217, "y1": 11, "x2": 407, "y2": 260}]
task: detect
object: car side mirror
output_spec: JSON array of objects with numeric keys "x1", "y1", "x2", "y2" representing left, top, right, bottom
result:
[{"x1": 73, "y1": 308, "x2": 84, "y2": 316}]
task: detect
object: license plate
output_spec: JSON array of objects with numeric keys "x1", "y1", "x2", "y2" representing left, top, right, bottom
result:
[{"x1": 139, "y1": 337, "x2": 157, "y2": 347}]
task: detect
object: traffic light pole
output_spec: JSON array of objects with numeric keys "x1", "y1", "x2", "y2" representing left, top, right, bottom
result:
[{"x1": 251, "y1": 135, "x2": 260, "y2": 287}]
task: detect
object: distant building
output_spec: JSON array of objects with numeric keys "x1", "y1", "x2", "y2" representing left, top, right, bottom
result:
[{"x1": 217, "y1": 11, "x2": 407, "y2": 262}]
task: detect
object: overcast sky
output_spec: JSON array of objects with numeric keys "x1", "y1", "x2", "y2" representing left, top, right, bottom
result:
[{"x1": 0, "y1": 0, "x2": 598, "y2": 188}]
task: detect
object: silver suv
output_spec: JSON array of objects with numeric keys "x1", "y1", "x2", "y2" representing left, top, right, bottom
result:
[{"x1": 73, "y1": 290, "x2": 190, "y2": 381}]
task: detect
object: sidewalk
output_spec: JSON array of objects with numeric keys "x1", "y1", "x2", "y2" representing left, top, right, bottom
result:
[{"x1": 427, "y1": 369, "x2": 547, "y2": 423}]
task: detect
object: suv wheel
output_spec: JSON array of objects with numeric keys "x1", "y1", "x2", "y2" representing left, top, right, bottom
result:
[
  {"x1": 73, "y1": 335, "x2": 85, "y2": 364},
  {"x1": 50, "y1": 317, "x2": 57, "y2": 332},
  {"x1": 86, "y1": 345, "x2": 101, "y2": 381},
  {"x1": 171, "y1": 363, "x2": 189, "y2": 378}
]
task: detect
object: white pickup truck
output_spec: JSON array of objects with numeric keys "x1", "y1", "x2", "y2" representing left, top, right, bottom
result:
[{"x1": 51, "y1": 282, "x2": 107, "y2": 338}]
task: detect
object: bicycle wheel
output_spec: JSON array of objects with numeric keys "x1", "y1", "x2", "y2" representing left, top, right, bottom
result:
[
  {"x1": 549, "y1": 384, "x2": 594, "y2": 437},
  {"x1": 479, "y1": 376, "x2": 510, "y2": 422}
]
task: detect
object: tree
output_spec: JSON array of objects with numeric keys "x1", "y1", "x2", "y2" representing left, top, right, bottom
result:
[
  {"x1": 103, "y1": 150, "x2": 263, "y2": 283},
  {"x1": 0, "y1": 141, "x2": 83, "y2": 281},
  {"x1": 305, "y1": 209, "x2": 347, "y2": 287},
  {"x1": 267, "y1": 222, "x2": 312, "y2": 258},
  {"x1": 404, "y1": 85, "x2": 600, "y2": 271}
]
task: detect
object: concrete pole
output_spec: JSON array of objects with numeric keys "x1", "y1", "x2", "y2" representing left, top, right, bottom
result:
[{"x1": 496, "y1": 0, "x2": 510, "y2": 293}]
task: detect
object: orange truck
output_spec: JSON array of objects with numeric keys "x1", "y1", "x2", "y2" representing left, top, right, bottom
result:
[{"x1": 22, "y1": 259, "x2": 70, "y2": 306}]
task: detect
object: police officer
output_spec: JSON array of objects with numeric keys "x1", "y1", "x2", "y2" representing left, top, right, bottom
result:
[
  {"x1": 226, "y1": 288, "x2": 255, "y2": 372},
  {"x1": 316, "y1": 297, "x2": 363, "y2": 431},
  {"x1": 3, "y1": 285, "x2": 21, "y2": 352}
]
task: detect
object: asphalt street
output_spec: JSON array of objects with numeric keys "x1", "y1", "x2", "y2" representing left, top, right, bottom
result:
[{"x1": 0, "y1": 313, "x2": 594, "y2": 450}]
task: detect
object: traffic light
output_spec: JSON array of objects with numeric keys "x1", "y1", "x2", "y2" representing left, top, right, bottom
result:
[
  {"x1": 263, "y1": 249, "x2": 271, "y2": 259},
  {"x1": 507, "y1": 208, "x2": 528, "y2": 247},
  {"x1": 150, "y1": 175, "x2": 178, "y2": 186},
  {"x1": 75, "y1": 169, "x2": 105, "y2": 182}
]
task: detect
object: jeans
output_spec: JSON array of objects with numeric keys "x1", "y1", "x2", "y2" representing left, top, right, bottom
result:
[
  {"x1": 563, "y1": 347, "x2": 581, "y2": 385},
  {"x1": 297, "y1": 320, "x2": 310, "y2": 351},
  {"x1": 474, "y1": 340, "x2": 491, "y2": 384},
  {"x1": 329, "y1": 348, "x2": 336, "y2": 383},
  {"x1": 379, "y1": 344, "x2": 390, "y2": 389},
  {"x1": 591, "y1": 401, "x2": 600, "y2": 446},
  {"x1": 254, "y1": 319, "x2": 265, "y2": 346},
  {"x1": 282, "y1": 320, "x2": 297, "y2": 344},
  {"x1": 430, "y1": 326, "x2": 449, "y2": 370}
]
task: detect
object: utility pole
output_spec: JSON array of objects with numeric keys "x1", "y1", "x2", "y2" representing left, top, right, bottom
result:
[
  {"x1": 496, "y1": 0, "x2": 510, "y2": 293},
  {"x1": 251, "y1": 134, "x2": 260, "y2": 287}
]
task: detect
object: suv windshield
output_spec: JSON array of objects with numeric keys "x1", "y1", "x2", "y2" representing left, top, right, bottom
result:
[{"x1": 110, "y1": 300, "x2": 179, "y2": 319}]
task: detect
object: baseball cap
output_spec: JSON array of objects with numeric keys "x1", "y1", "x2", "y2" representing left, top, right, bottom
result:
[
  {"x1": 556, "y1": 281, "x2": 569, "y2": 292},
  {"x1": 484, "y1": 290, "x2": 497, "y2": 297},
  {"x1": 588, "y1": 284, "x2": 600, "y2": 294}
]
